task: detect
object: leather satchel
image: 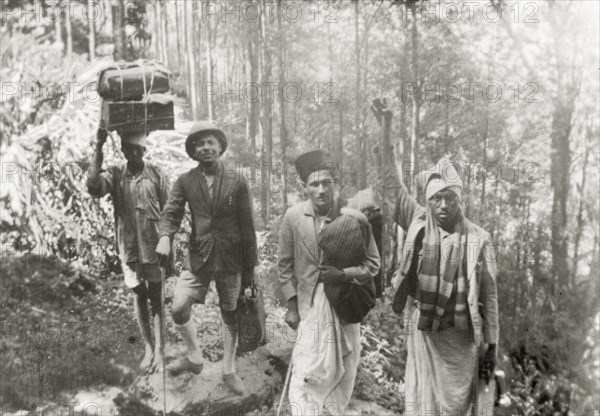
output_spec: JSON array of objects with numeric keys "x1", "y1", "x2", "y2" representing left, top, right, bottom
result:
[
  {"x1": 319, "y1": 208, "x2": 377, "y2": 324},
  {"x1": 323, "y1": 276, "x2": 376, "y2": 324},
  {"x1": 236, "y1": 282, "x2": 267, "y2": 355}
]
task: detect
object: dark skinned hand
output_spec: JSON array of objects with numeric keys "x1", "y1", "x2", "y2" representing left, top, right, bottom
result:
[
  {"x1": 97, "y1": 128, "x2": 108, "y2": 146},
  {"x1": 479, "y1": 343, "x2": 497, "y2": 384},
  {"x1": 241, "y1": 268, "x2": 254, "y2": 290},
  {"x1": 318, "y1": 265, "x2": 347, "y2": 285}
]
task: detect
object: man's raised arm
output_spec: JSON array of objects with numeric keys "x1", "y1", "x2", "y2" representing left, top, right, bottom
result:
[{"x1": 384, "y1": 143, "x2": 421, "y2": 231}]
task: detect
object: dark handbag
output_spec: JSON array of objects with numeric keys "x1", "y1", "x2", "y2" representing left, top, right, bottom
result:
[
  {"x1": 319, "y1": 211, "x2": 377, "y2": 324},
  {"x1": 236, "y1": 282, "x2": 267, "y2": 355},
  {"x1": 323, "y1": 278, "x2": 376, "y2": 324}
]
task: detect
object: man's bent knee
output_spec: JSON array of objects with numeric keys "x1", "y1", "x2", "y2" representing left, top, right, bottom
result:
[{"x1": 171, "y1": 296, "x2": 194, "y2": 325}]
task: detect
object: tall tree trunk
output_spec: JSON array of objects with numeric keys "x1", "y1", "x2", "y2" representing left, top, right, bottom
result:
[
  {"x1": 548, "y1": 4, "x2": 581, "y2": 291},
  {"x1": 398, "y1": 21, "x2": 410, "y2": 190},
  {"x1": 182, "y1": 0, "x2": 190, "y2": 105},
  {"x1": 550, "y1": 99, "x2": 575, "y2": 290},
  {"x1": 112, "y1": 0, "x2": 125, "y2": 61},
  {"x1": 479, "y1": 110, "x2": 489, "y2": 224},
  {"x1": 260, "y1": 0, "x2": 273, "y2": 223},
  {"x1": 277, "y1": 0, "x2": 288, "y2": 213},
  {"x1": 160, "y1": 0, "x2": 169, "y2": 66},
  {"x1": 193, "y1": 2, "x2": 204, "y2": 119},
  {"x1": 88, "y1": 0, "x2": 96, "y2": 61},
  {"x1": 571, "y1": 131, "x2": 590, "y2": 286},
  {"x1": 409, "y1": 4, "x2": 421, "y2": 198},
  {"x1": 354, "y1": 2, "x2": 366, "y2": 189},
  {"x1": 185, "y1": 0, "x2": 199, "y2": 118},
  {"x1": 65, "y1": 1, "x2": 73, "y2": 65},
  {"x1": 54, "y1": 1, "x2": 63, "y2": 48},
  {"x1": 174, "y1": 1, "x2": 181, "y2": 67},
  {"x1": 206, "y1": 15, "x2": 215, "y2": 120},
  {"x1": 338, "y1": 106, "x2": 344, "y2": 188},
  {"x1": 248, "y1": 18, "x2": 260, "y2": 157}
]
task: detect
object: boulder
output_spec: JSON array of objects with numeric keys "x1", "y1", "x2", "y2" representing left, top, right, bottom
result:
[{"x1": 115, "y1": 329, "x2": 295, "y2": 416}]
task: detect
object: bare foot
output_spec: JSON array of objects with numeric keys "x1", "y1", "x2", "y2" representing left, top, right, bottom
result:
[
  {"x1": 140, "y1": 347, "x2": 154, "y2": 373},
  {"x1": 150, "y1": 349, "x2": 164, "y2": 373}
]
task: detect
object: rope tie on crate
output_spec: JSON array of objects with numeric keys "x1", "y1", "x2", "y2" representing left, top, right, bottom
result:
[
  {"x1": 115, "y1": 62, "x2": 124, "y2": 101},
  {"x1": 139, "y1": 60, "x2": 149, "y2": 135}
]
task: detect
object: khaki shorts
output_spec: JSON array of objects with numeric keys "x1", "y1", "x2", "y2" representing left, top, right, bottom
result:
[
  {"x1": 122, "y1": 262, "x2": 162, "y2": 289},
  {"x1": 174, "y1": 268, "x2": 242, "y2": 312}
]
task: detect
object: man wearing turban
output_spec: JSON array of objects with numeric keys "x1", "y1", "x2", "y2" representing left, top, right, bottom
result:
[
  {"x1": 392, "y1": 158, "x2": 499, "y2": 415},
  {"x1": 278, "y1": 150, "x2": 380, "y2": 415}
]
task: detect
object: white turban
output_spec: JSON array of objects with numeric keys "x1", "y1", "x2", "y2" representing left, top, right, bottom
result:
[{"x1": 424, "y1": 158, "x2": 463, "y2": 201}]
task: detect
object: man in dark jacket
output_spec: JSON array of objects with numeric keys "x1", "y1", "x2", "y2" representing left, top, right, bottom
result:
[{"x1": 155, "y1": 121, "x2": 257, "y2": 395}]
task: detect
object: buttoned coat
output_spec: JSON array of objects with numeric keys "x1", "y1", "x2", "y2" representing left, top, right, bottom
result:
[
  {"x1": 158, "y1": 163, "x2": 257, "y2": 272},
  {"x1": 393, "y1": 186, "x2": 499, "y2": 346}
]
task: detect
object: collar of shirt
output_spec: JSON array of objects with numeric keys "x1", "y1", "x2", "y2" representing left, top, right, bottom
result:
[
  {"x1": 122, "y1": 163, "x2": 146, "y2": 181},
  {"x1": 303, "y1": 198, "x2": 340, "y2": 222}
]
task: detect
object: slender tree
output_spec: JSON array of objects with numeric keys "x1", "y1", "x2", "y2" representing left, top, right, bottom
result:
[
  {"x1": 64, "y1": 0, "x2": 73, "y2": 64},
  {"x1": 88, "y1": 0, "x2": 96, "y2": 61},
  {"x1": 54, "y1": 0, "x2": 63, "y2": 49},
  {"x1": 185, "y1": 0, "x2": 199, "y2": 118},
  {"x1": 248, "y1": 9, "x2": 260, "y2": 158},
  {"x1": 259, "y1": 0, "x2": 273, "y2": 223},
  {"x1": 354, "y1": 1, "x2": 366, "y2": 188},
  {"x1": 277, "y1": 0, "x2": 288, "y2": 212},
  {"x1": 160, "y1": 0, "x2": 169, "y2": 66},
  {"x1": 112, "y1": 0, "x2": 126, "y2": 60},
  {"x1": 571, "y1": 124, "x2": 591, "y2": 286},
  {"x1": 206, "y1": 13, "x2": 215, "y2": 120},
  {"x1": 408, "y1": 2, "x2": 420, "y2": 198}
]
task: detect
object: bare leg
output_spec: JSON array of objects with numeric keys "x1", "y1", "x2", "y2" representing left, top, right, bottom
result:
[
  {"x1": 168, "y1": 294, "x2": 204, "y2": 375},
  {"x1": 222, "y1": 323, "x2": 237, "y2": 374},
  {"x1": 147, "y1": 281, "x2": 164, "y2": 373},
  {"x1": 221, "y1": 316, "x2": 245, "y2": 395},
  {"x1": 133, "y1": 283, "x2": 154, "y2": 372}
]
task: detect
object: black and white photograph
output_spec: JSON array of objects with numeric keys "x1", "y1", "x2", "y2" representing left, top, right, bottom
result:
[{"x1": 1, "y1": 1, "x2": 599, "y2": 415}]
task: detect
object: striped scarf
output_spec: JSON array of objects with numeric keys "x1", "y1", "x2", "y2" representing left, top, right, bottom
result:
[{"x1": 416, "y1": 205, "x2": 469, "y2": 332}]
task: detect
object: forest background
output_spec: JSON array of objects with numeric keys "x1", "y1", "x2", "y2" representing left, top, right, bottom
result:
[{"x1": 0, "y1": 0, "x2": 599, "y2": 414}]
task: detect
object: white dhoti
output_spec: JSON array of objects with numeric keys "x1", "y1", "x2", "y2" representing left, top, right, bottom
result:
[
  {"x1": 288, "y1": 283, "x2": 361, "y2": 416},
  {"x1": 404, "y1": 307, "x2": 478, "y2": 416}
]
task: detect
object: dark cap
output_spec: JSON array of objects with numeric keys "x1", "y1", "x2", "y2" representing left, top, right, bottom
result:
[
  {"x1": 185, "y1": 120, "x2": 227, "y2": 158},
  {"x1": 294, "y1": 150, "x2": 337, "y2": 183}
]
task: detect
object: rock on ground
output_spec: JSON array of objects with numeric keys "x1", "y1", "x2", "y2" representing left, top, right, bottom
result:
[{"x1": 115, "y1": 338, "x2": 294, "y2": 416}]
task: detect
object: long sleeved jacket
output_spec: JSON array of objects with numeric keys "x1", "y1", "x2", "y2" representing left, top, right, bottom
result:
[{"x1": 158, "y1": 163, "x2": 257, "y2": 272}]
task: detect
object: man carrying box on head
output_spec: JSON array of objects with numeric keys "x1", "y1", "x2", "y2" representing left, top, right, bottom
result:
[
  {"x1": 155, "y1": 121, "x2": 257, "y2": 395},
  {"x1": 87, "y1": 128, "x2": 170, "y2": 374}
]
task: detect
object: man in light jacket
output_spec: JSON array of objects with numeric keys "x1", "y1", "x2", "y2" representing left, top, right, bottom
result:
[{"x1": 278, "y1": 150, "x2": 380, "y2": 415}]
